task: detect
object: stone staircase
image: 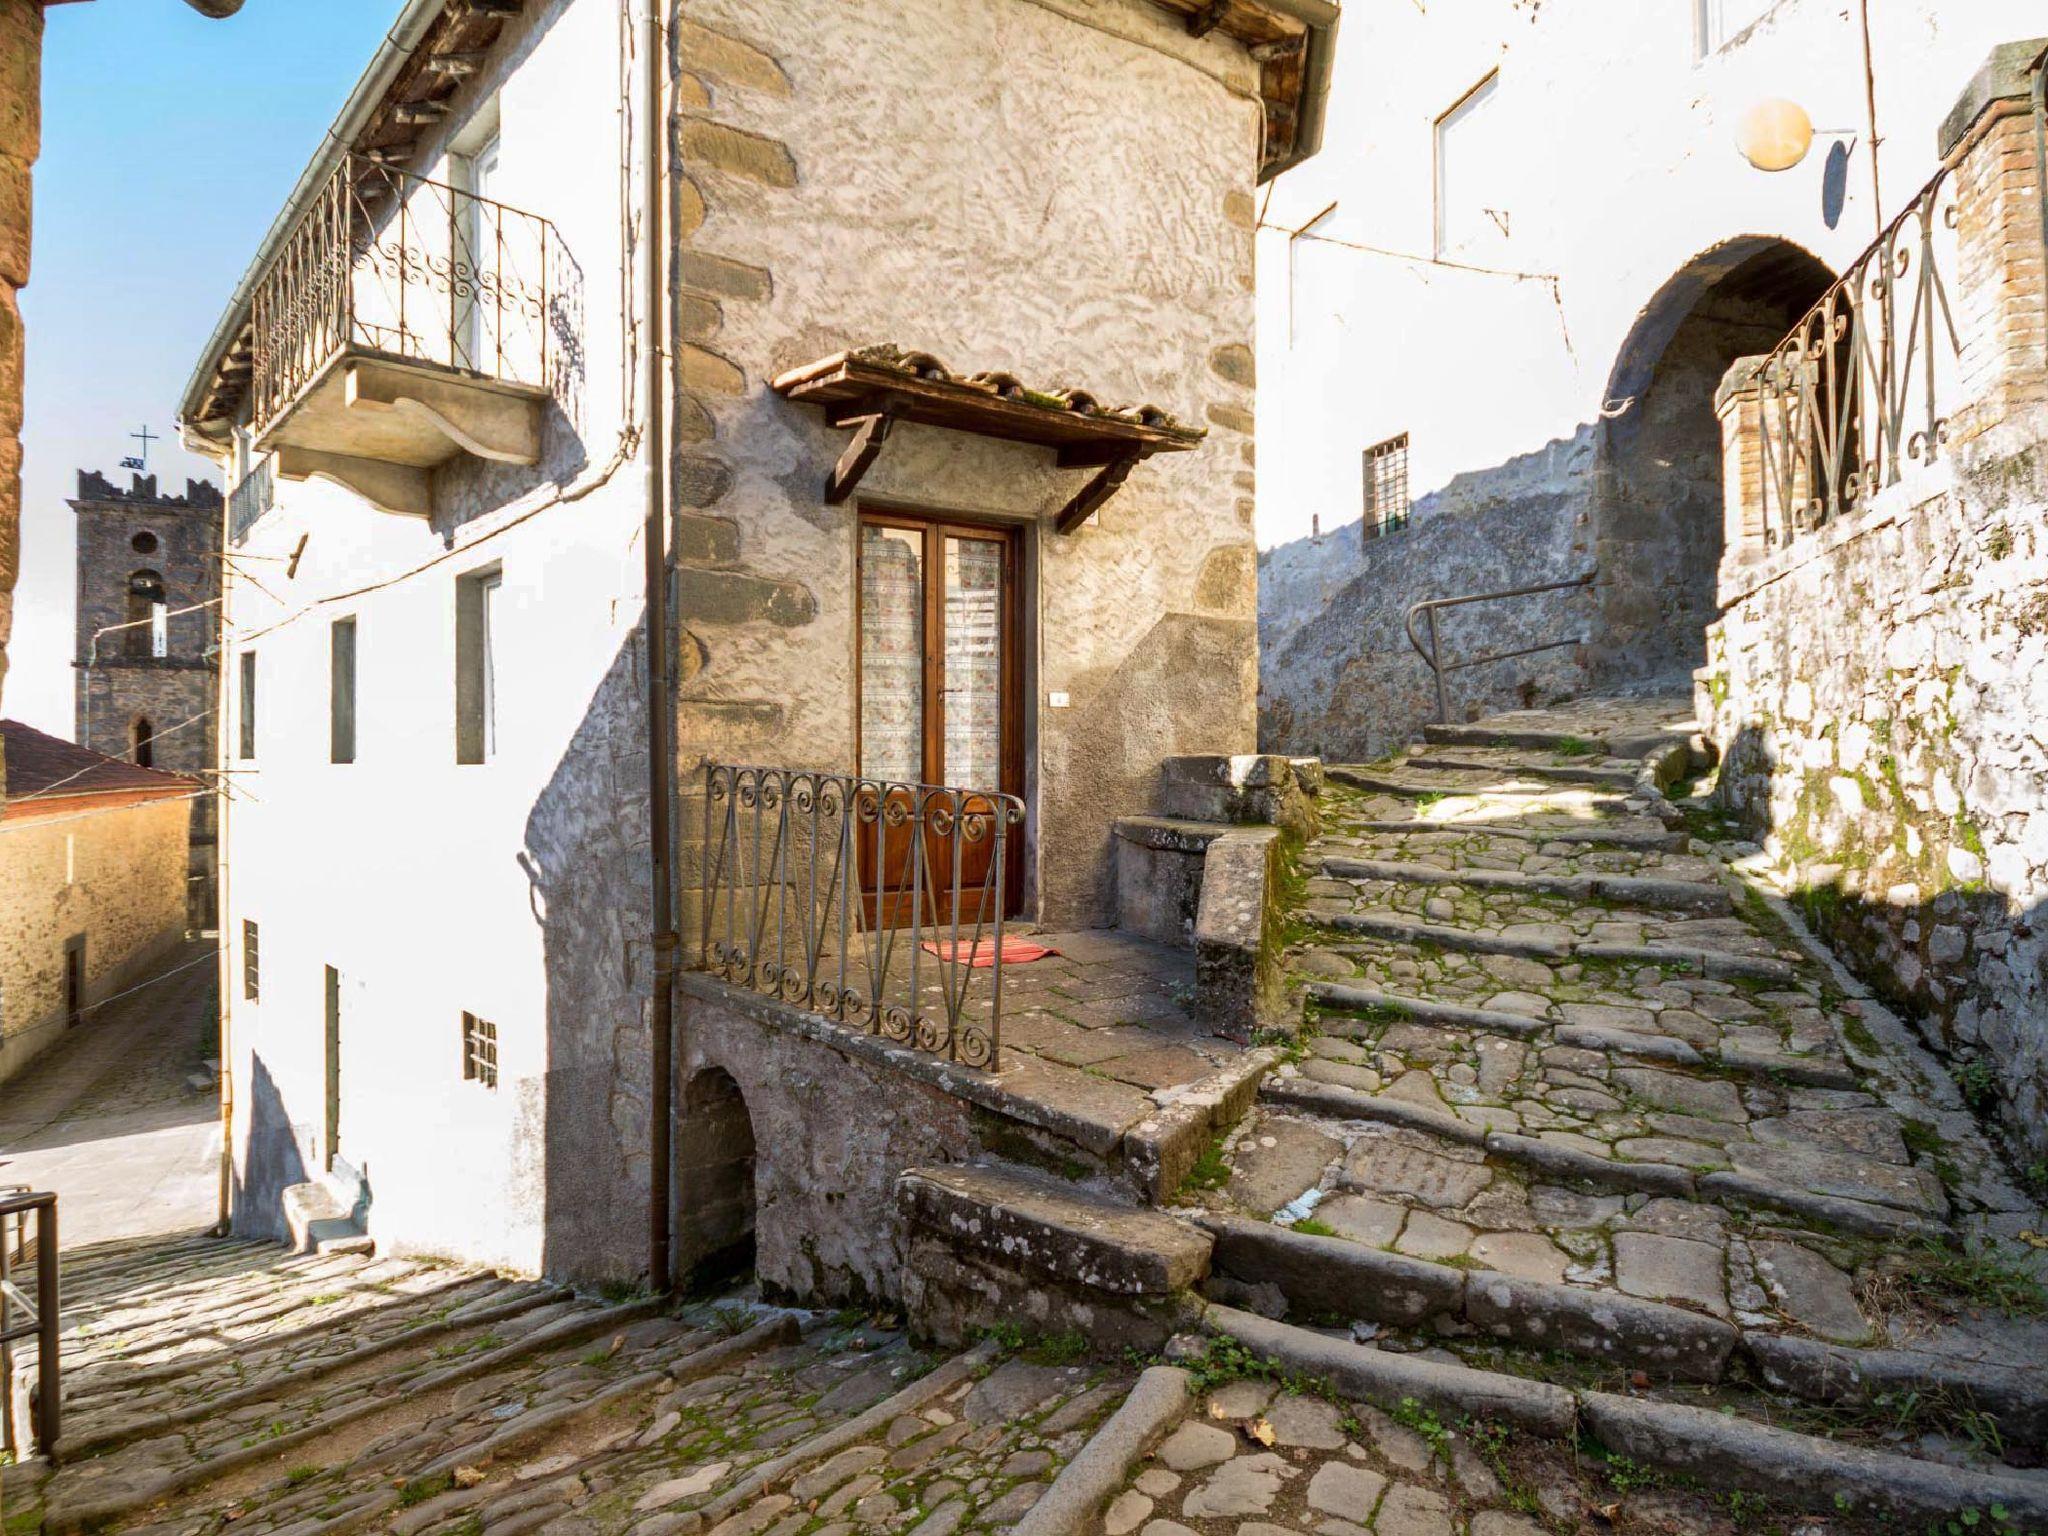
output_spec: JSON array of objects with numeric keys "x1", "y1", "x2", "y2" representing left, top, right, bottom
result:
[{"x1": 1182, "y1": 691, "x2": 2048, "y2": 1511}]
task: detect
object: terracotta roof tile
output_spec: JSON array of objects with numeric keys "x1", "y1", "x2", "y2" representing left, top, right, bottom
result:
[{"x1": 2, "y1": 719, "x2": 200, "y2": 808}]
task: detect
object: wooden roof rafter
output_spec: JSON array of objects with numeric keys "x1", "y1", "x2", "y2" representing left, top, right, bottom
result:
[{"x1": 772, "y1": 346, "x2": 1206, "y2": 534}]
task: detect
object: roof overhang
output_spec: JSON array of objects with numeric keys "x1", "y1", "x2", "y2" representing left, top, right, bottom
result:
[{"x1": 1148, "y1": 0, "x2": 1339, "y2": 181}]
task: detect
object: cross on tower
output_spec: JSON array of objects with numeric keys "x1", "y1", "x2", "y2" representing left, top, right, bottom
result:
[{"x1": 121, "y1": 423, "x2": 158, "y2": 473}]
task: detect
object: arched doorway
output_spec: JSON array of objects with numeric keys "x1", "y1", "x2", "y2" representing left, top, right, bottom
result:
[
  {"x1": 1589, "y1": 238, "x2": 1834, "y2": 685},
  {"x1": 673, "y1": 1066, "x2": 757, "y2": 1290}
]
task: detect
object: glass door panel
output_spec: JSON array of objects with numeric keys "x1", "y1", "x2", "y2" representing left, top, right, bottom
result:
[
  {"x1": 942, "y1": 535, "x2": 1004, "y2": 791},
  {"x1": 859, "y1": 524, "x2": 924, "y2": 782}
]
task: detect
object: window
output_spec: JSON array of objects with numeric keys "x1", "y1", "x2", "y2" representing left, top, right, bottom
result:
[
  {"x1": 238, "y1": 650, "x2": 258, "y2": 760},
  {"x1": 125, "y1": 570, "x2": 168, "y2": 659},
  {"x1": 1434, "y1": 72, "x2": 1507, "y2": 258},
  {"x1": 1363, "y1": 434, "x2": 1412, "y2": 540},
  {"x1": 462, "y1": 1012, "x2": 499, "y2": 1089},
  {"x1": 131, "y1": 530, "x2": 159, "y2": 556},
  {"x1": 331, "y1": 617, "x2": 357, "y2": 765},
  {"x1": 133, "y1": 717, "x2": 155, "y2": 768},
  {"x1": 242, "y1": 919, "x2": 260, "y2": 1002},
  {"x1": 1288, "y1": 201, "x2": 1338, "y2": 347},
  {"x1": 456, "y1": 566, "x2": 503, "y2": 765},
  {"x1": 1695, "y1": 0, "x2": 1775, "y2": 57}
]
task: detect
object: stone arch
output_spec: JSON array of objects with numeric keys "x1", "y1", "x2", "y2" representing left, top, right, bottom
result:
[
  {"x1": 1588, "y1": 236, "x2": 1834, "y2": 684},
  {"x1": 673, "y1": 1065, "x2": 757, "y2": 1290}
]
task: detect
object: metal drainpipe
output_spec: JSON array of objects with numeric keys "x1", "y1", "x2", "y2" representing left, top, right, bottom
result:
[
  {"x1": 213, "y1": 456, "x2": 235, "y2": 1235},
  {"x1": 641, "y1": 0, "x2": 677, "y2": 1293}
]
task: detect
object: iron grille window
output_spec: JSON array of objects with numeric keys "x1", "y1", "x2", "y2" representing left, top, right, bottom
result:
[
  {"x1": 462, "y1": 1012, "x2": 499, "y2": 1089},
  {"x1": 228, "y1": 458, "x2": 274, "y2": 545},
  {"x1": 243, "y1": 920, "x2": 260, "y2": 1002},
  {"x1": 1362, "y1": 434, "x2": 1411, "y2": 540}
]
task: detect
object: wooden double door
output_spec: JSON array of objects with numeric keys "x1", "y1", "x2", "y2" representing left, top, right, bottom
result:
[{"x1": 856, "y1": 511, "x2": 1024, "y2": 926}]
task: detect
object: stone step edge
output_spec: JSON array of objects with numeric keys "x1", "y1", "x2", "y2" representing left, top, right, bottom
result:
[
  {"x1": 1315, "y1": 911, "x2": 1800, "y2": 983},
  {"x1": 1258, "y1": 1077, "x2": 1946, "y2": 1240},
  {"x1": 1303, "y1": 981, "x2": 1860, "y2": 1091},
  {"x1": 1332, "y1": 820, "x2": 1687, "y2": 850},
  {"x1": 1201, "y1": 1303, "x2": 2048, "y2": 1527},
  {"x1": 231, "y1": 1314, "x2": 804, "y2": 1536},
  {"x1": 38, "y1": 1296, "x2": 668, "y2": 1533},
  {"x1": 897, "y1": 1163, "x2": 1212, "y2": 1299},
  {"x1": 1318, "y1": 856, "x2": 1731, "y2": 916},
  {"x1": 56, "y1": 1280, "x2": 566, "y2": 1459},
  {"x1": 1327, "y1": 768, "x2": 1638, "y2": 802},
  {"x1": 60, "y1": 1271, "x2": 520, "y2": 1402},
  {"x1": 1400, "y1": 753, "x2": 1643, "y2": 789},
  {"x1": 1012, "y1": 1366, "x2": 1192, "y2": 1536},
  {"x1": 1112, "y1": 814, "x2": 1238, "y2": 853},
  {"x1": 1420, "y1": 723, "x2": 1621, "y2": 754},
  {"x1": 55, "y1": 1247, "x2": 375, "y2": 1330},
  {"x1": 1199, "y1": 1215, "x2": 2048, "y2": 1451}
]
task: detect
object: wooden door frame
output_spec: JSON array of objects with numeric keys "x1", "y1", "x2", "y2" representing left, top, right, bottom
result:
[{"x1": 854, "y1": 503, "x2": 1027, "y2": 920}]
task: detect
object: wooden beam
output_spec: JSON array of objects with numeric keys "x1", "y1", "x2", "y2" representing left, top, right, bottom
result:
[
  {"x1": 449, "y1": 0, "x2": 522, "y2": 16},
  {"x1": 1056, "y1": 442, "x2": 1132, "y2": 469},
  {"x1": 826, "y1": 412, "x2": 894, "y2": 505},
  {"x1": 1054, "y1": 451, "x2": 1141, "y2": 534},
  {"x1": 425, "y1": 52, "x2": 488, "y2": 77},
  {"x1": 1187, "y1": 0, "x2": 1231, "y2": 37},
  {"x1": 393, "y1": 101, "x2": 450, "y2": 125}
]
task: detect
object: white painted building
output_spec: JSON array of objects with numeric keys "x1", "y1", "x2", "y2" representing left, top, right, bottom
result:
[{"x1": 1256, "y1": 0, "x2": 2047, "y2": 759}]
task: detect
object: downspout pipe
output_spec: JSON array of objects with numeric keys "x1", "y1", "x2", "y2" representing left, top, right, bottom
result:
[
  {"x1": 1257, "y1": 0, "x2": 1339, "y2": 182},
  {"x1": 641, "y1": 2, "x2": 677, "y2": 1292}
]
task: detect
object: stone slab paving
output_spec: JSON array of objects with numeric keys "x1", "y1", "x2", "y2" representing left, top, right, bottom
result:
[{"x1": 1192, "y1": 693, "x2": 2048, "y2": 1483}]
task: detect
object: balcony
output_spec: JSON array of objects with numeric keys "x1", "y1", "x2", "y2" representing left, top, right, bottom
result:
[{"x1": 249, "y1": 154, "x2": 564, "y2": 518}]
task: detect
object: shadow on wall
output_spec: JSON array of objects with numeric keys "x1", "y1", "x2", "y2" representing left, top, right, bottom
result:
[
  {"x1": 1258, "y1": 236, "x2": 1835, "y2": 762},
  {"x1": 527, "y1": 619, "x2": 657, "y2": 1284},
  {"x1": 233, "y1": 1054, "x2": 310, "y2": 1241},
  {"x1": 1713, "y1": 722, "x2": 2048, "y2": 1178}
]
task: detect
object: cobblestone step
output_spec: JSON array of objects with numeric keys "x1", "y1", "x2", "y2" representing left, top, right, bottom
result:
[
  {"x1": 1187, "y1": 1304, "x2": 2048, "y2": 1525},
  {"x1": 1398, "y1": 750, "x2": 1646, "y2": 790},
  {"x1": 1318, "y1": 853, "x2": 1731, "y2": 914}
]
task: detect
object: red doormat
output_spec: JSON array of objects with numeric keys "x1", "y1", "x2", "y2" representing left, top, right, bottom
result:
[{"x1": 921, "y1": 935, "x2": 1060, "y2": 968}]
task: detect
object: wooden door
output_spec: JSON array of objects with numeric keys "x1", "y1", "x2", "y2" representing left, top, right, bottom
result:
[{"x1": 856, "y1": 512, "x2": 1022, "y2": 927}]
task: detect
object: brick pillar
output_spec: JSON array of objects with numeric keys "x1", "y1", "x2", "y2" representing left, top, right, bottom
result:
[
  {"x1": 1943, "y1": 39, "x2": 2048, "y2": 439},
  {"x1": 1713, "y1": 354, "x2": 1775, "y2": 598},
  {"x1": 0, "y1": 0, "x2": 41, "y2": 815}
]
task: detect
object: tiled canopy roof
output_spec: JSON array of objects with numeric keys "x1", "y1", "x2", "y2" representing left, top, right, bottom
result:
[{"x1": 1, "y1": 720, "x2": 200, "y2": 815}]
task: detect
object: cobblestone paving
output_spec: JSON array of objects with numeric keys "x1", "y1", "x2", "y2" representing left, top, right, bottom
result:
[
  {"x1": 1195, "y1": 695, "x2": 2048, "y2": 1480},
  {"x1": 1101, "y1": 1375, "x2": 1918, "y2": 1536},
  {"x1": 6, "y1": 1236, "x2": 1129, "y2": 1536}
]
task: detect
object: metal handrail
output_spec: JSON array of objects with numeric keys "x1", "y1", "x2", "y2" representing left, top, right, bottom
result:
[
  {"x1": 1405, "y1": 571, "x2": 1597, "y2": 724},
  {"x1": 0, "y1": 1190, "x2": 59, "y2": 1458}
]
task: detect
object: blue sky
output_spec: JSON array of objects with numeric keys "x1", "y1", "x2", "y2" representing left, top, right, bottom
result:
[{"x1": 11, "y1": 0, "x2": 404, "y2": 737}]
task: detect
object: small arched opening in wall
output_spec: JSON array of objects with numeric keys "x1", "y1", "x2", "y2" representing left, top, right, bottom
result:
[
  {"x1": 672, "y1": 1065, "x2": 757, "y2": 1292},
  {"x1": 125, "y1": 569, "x2": 168, "y2": 659},
  {"x1": 1589, "y1": 236, "x2": 1834, "y2": 686},
  {"x1": 132, "y1": 717, "x2": 155, "y2": 768}
]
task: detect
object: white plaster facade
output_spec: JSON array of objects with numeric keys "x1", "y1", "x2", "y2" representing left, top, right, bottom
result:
[
  {"x1": 191, "y1": 0, "x2": 1310, "y2": 1282},
  {"x1": 1256, "y1": 0, "x2": 2047, "y2": 755}
]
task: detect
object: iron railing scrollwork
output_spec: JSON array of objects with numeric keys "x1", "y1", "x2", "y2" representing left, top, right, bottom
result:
[
  {"x1": 1750, "y1": 164, "x2": 1964, "y2": 545},
  {"x1": 250, "y1": 153, "x2": 563, "y2": 437},
  {"x1": 0, "y1": 1189, "x2": 59, "y2": 1458},
  {"x1": 1406, "y1": 571, "x2": 1597, "y2": 724},
  {"x1": 698, "y1": 766, "x2": 1026, "y2": 1071}
]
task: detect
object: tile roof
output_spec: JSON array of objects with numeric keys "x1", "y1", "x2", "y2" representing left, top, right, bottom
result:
[{"x1": 2, "y1": 719, "x2": 201, "y2": 811}]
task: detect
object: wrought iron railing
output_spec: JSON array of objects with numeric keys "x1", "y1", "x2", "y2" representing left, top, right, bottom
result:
[
  {"x1": 1750, "y1": 166, "x2": 1965, "y2": 543},
  {"x1": 0, "y1": 1190, "x2": 59, "y2": 1458},
  {"x1": 228, "y1": 455, "x2": 274, "y2": 544},
  {"x1": 1406, "y1": 571, "x2": 1596, "y2": 723},
  {"x1": 249, "y1": 153, "x2": 563, "y2": 435},
  {"x1": 698, "y1": 766, "x2": 1026, "y2": 1071}
]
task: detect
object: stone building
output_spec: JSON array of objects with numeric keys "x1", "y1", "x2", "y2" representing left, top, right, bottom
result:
[
  {"x1": 1255, "y1": 0, "x2": 2045, "y2": 761},
  {"x1": 0, "y1": 0, "x2": 239, "y2": 808},
  {"x1": 178, "y1": 0, "x2": 1335, "y2": 1280},
  {"x1": 70, "y1": 468, "x2": 221, "y2": 924},
  {"x1": 0, "y1": 717, "x2": 196, "y2": 1087}
]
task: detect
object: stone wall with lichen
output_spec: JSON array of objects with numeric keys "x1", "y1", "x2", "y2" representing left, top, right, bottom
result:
[
  {"x1": 1699, "y1": 412, "x2": 2048, "y2": 1168},
  {"x1": 669, "y1": 0, "x2": 1262, "y2": 930}
]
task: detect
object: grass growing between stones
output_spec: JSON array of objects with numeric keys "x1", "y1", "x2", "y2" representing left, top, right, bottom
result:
[
  {"x1": 1180, "y1": 1132, "x2": 1234, "y2": 1195},
  {"x1": 1878, "y1": 1238, "x2": 2048, "y2": 1319}
]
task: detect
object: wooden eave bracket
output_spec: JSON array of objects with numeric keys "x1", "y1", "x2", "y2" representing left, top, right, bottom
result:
[
  {"x1": 1054, "y1": 447, "x2": 1147, "y2": 534},
  {"x1": 825, "y1": 404, "x2": 897, "y2": 505}
]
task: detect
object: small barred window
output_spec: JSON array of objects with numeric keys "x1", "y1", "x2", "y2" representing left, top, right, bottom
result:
[{"x1": 462, "y1": 1012, "x2": 499, "y2": 1089}]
